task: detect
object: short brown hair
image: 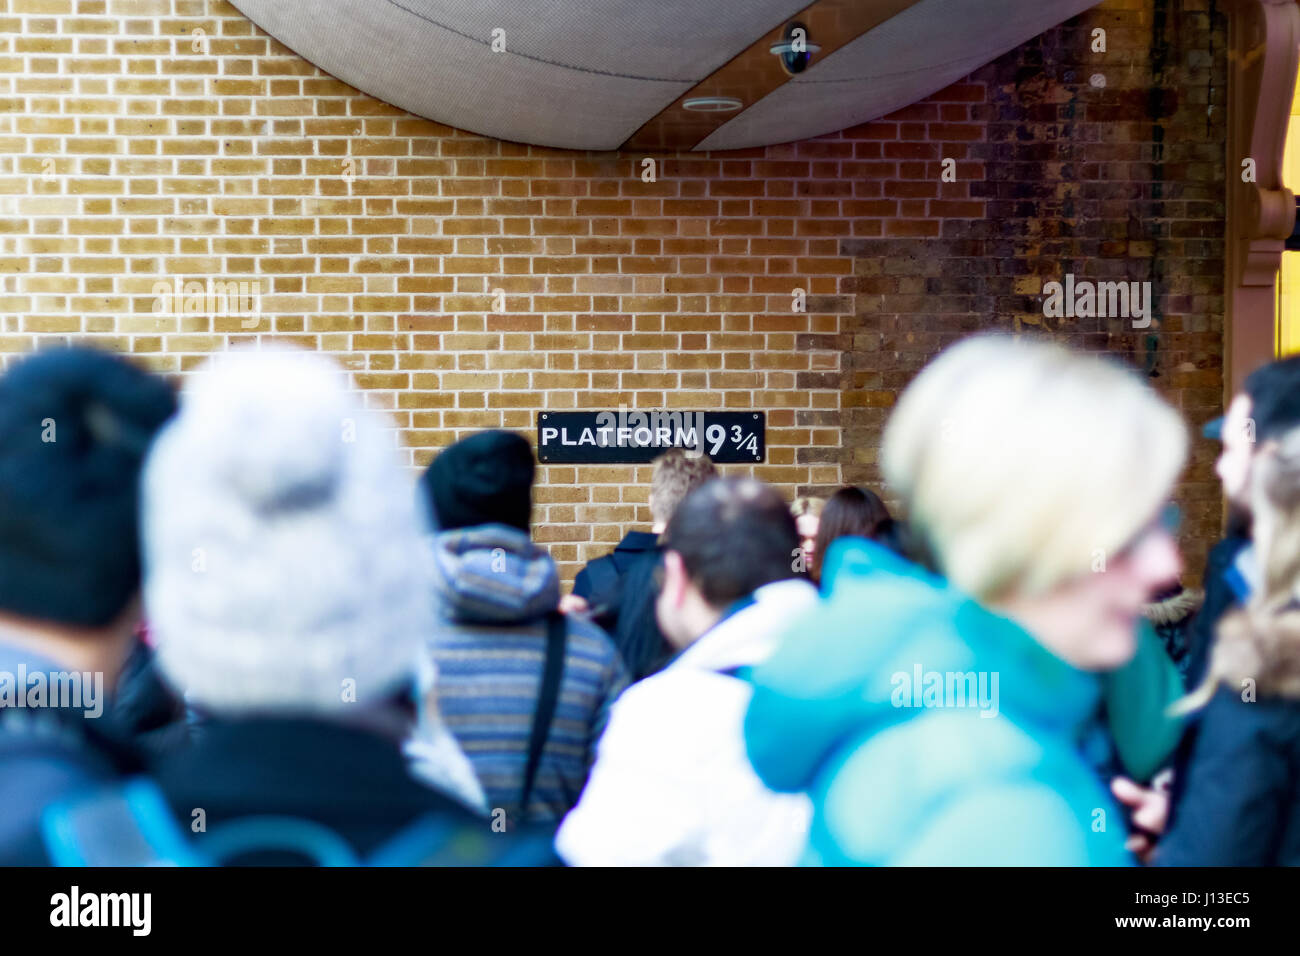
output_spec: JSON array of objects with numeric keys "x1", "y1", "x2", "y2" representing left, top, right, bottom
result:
[
  {"x1": 649, "y1": 449, "x2": 717, "y2": 525},
  {"x1": 664, "y1": 477, "x2": 798, "y2": 608}
]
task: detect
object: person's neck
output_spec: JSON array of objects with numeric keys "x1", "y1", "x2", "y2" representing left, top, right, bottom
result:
[
  {"x1": 986, "y1": 596, "x2": 1089, "y2": 672},
  {"x1": 672, "y1": 600, "x2": 724, "y2": 652},
  {"x1": 0, "y1": 611, "x2": 134, "y2": 689}
]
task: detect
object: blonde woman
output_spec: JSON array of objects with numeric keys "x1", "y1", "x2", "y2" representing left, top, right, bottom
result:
[
  {"x1": 744, "y1": 334, "x2": 1187, "y2": 865},
  {"x1": 1159, "y1": 422, "x2": 1300, "y2": 865}
]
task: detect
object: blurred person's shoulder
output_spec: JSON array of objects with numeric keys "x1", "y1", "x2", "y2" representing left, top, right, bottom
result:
[
  {"x1": 561, "y1": 612, "x2": 621, "y2": 666},
  {"x1": 822, "y1": 708, "x2": 1112, "y2": 863},
  {"x1": 0, "y1": 704, "x2": 139, "y2": 779},
  {"x1": 833, "y1": 704, "x2": 1041, "y2": 784},
  {"x1": 1199, "y1": 681, "x2": 1300, "y2": 740},
  {"x1": 593, "y1": 664, "x2": 742, "y2": 765},
  {"x1": 0, "y1": 710, "x2": 136, "y2": 864},
  {"x1": 574, "y1": 532, "x2": 659, "y2": 593},
  {"x1": 618, "y1": 659, "x2": 744, "y2": 716}
]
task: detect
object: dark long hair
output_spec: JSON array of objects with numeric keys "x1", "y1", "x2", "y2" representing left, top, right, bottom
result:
[{"x1": 812, "y1": 486, "x2": 892, "y2": 579}]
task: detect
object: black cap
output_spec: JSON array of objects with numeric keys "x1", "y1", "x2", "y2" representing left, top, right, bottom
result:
[
  {"x1": 421, "y1": 430, "x2": 535, "y2": 533},
  {"x1": 0, "y1": 348, "x2": 177, "y2": 628}
]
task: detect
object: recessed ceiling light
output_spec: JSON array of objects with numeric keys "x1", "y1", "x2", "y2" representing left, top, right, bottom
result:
[
  {"x1": 768, "y1": 38, "x2": 823, "y2": 55},
  {"x1": 682, "y1": 96, "x2": 744, "y2": 112}
]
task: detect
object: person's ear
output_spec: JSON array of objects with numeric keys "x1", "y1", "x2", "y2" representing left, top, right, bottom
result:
[
  {"x1": 661, "y1": 550, "x2": 689, "y2": 606},
  {"x1": 1249, "y1": 440, "x2": 1278, "y2": 508}
]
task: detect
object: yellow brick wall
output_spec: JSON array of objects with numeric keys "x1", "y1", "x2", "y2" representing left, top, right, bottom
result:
[
  {"x1": 1, "y1": 0, "x2": 1228, "y2": 587},
  {"x1": 0, "y1": 0, "x2": 857, "y2": 585}
]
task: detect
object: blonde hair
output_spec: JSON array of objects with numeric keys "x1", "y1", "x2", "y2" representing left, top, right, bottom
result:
[
  {"x1": 649, "y1": 449, "x2": 717, "y2": 525},
  {"x1": 1179, "y1": 424, "x2": 1300, "y2": 712},
  {"x1": 882, "y1": 334, "x2": 1187, "y2": 602},
  {"x1": 791, "y1": 496, "x2": 825, "y2": 519}
]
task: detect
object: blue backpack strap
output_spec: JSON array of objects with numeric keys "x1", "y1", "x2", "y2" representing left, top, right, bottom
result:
[
  {"x1": 41, "y1": 777, "x2": 207, "y2": 867},
  {"x1": 366, "y1": 813, "x2": 560, "y2": 866},
  {"x1": 42, "y1": 778, "x2": 362, "y2": 867},
  {"x1": 366, "y1": 814, "x2": 462, "y2": 866},
  {"x1": 489, "y1": 827, "x2": 562, "y2": 867},
  {"x1": 197, "y1": 816, "x2": 361, "y2": 866}
]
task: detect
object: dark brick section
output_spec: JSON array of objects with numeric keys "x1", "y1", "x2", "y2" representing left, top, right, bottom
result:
[{"x1": 819, "y1": 0, "x2": 1227, "y2": 580}]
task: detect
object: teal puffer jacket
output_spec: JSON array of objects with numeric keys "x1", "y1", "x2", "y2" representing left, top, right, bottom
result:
[{"x1": 743, "y1": 538, "x2": 1133, "y2": 866}]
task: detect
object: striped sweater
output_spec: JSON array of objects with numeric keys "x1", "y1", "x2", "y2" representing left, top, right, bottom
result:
[{"x1": 426, "y1": 524, "x2": 627, "y2": 824}]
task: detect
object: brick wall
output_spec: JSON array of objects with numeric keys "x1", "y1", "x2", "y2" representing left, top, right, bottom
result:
[
  {"x1": 836, "y1": 0, "x2": 1227, "y2": 580},
  {"x1": 0, "y1": 0, "x2": 1226, "y2": 586}
]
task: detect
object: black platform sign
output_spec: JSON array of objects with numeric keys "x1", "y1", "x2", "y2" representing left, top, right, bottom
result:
[{"x1": 537, "y1": 410, "x2": 765, "y2": 464}]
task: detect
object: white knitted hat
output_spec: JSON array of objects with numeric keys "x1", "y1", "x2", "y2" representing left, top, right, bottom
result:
[{"x1": 142, "y1": 345, "x2": 433, "y2": 714}]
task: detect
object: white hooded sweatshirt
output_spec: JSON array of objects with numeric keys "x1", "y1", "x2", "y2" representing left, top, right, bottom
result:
[{"x1": 555, "y1": 578, "x2": 817, "y2": 866}]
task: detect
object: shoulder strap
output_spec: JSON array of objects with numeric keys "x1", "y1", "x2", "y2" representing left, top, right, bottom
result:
[
  {"x1": 518, "y1": 611, "x2": 567, "y2": 822},
  {"x1": 197, "y1": 816, "x2": 361, "y2": 866},
  {"x1": 41, "y1": 778, "x2": 558, "y2": 868},
  {"x1": 366, "y1": 813, "x2": 559, "y2": 867}
]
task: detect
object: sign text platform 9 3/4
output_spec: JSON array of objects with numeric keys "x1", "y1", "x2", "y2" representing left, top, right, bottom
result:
[{"x1": 537, "y1": 411, "x2": 765, "y2": 464}]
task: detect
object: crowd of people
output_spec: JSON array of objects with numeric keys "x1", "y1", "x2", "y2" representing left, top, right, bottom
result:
[{"x1": 1, "y1": 332, "x2": 1298, "y2": 865}]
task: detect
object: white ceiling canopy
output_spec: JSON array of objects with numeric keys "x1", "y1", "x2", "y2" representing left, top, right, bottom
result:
[
  {"x1": 230, "y1": 0, "x2": 807, "y2": 150},
  {"x1": 231, "y1": 0, "x2": 1100, "y2": 151}
]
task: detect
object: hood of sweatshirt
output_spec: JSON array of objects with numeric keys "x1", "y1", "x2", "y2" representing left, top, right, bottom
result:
[
  {"x1": 674, "y1": 578, "x2": 819, "y2": 673},
  {"x1": 430, "y1": 524, "x2": 560, "y2": 626},
  {"x1": 744, "y1": 536, "x2": 1106, "y2": 796}
]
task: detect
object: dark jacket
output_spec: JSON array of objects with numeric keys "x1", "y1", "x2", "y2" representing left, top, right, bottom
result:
[
  {"x1": 1142, "y1": 586, "x2": 1203, "y2": 684},
  {"x1": 1183, "y1": 533, "x2": 1251, "y2": 688},
  {"x1": 1168, "y1": 533, "x2": 1251, "y2": 815},
  {"x1": 110, "y1": 638, "x2": 189, "y2": 758},
  {"x1": 150, "y1": 712, "x2": 534, "y2": 865},
  {"x1": 0, "y1": 646, "x2": 144, "y2": 865},
  {"x1": 573, "y1": 530, "x2": 658, "y2": 621},
  {"x1": 1158, "y1": 686, "x2": 1300, "y2": 865},
  {"x1": 573, "y1": 530, "x2": 669, "y2": 681}
]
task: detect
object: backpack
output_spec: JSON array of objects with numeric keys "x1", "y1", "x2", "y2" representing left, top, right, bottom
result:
[
  {"x1": 39, "y1": 776, "x2": 557, "y2": 867},
  {"x1": 38, "y1": 614, "x2": 571, "y2": 867}
]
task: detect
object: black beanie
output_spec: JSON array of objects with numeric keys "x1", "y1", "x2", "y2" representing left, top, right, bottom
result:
[
  {"x1": 422, "y1": 430, "x2": 535, "y2": 532},
  {"x1": 0, "y1": 348, "x2": 177, "y2": 629}
]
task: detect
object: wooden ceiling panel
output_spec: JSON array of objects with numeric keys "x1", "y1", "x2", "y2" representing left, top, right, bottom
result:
[{"x1": 622, "y1": 0, "x2": 926, "y2": 152}]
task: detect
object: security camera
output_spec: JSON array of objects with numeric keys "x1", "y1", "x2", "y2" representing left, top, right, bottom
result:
[{"x1": 770, "y1": 21, "x2": 820, "y2": 75}]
